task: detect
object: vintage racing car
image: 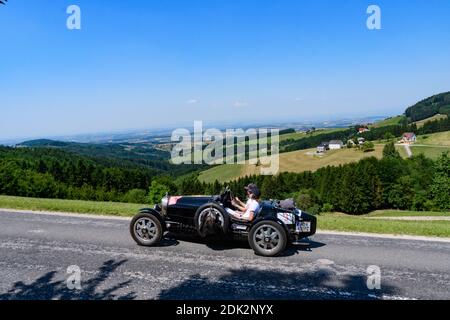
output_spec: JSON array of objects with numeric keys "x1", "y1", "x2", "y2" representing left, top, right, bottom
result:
[{"x1": 130, "y1": 188, "x2": 317, "y2": 257}]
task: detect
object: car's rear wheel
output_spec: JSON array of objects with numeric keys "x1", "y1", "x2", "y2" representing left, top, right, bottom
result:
[
  {"x1": 194, "y1": 203, "x2": 229, "y2": 237},
  {"x1": 130, "y1": 213, "x2": 163, "y2": 246},
  {"x1": 249, "y1": 221, "x2": 287, "y2": 257}
]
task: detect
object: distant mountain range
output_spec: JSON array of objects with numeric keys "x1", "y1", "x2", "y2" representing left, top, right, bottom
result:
[{"x1": 2, "y1": 91, "x2": 449, "y2": 147}]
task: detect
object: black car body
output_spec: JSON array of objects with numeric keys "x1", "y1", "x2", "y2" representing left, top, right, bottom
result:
[{"x1": 130, "y1": 189, "x2": 317, "y2": 257}]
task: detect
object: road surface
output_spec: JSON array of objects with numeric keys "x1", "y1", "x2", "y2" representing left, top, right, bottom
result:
[{"x1": 0, "y1": 210, "x2": 449, "y2": 300}]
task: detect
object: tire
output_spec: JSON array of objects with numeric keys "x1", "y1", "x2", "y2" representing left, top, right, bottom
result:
[
  {"x1": 249, "y1": 220, "x2": 287, "y2": 257},
  {"x1": 130, "y1": 213, "x2": 163, "y2": 246},
  {"x1": 194, "y1": 203, "x2": 230, "y2": 237}
]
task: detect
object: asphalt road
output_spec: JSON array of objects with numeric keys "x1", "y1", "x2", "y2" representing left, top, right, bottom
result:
[{"x1": 0, "y1": 210, "x2": 449, "y2": 300}]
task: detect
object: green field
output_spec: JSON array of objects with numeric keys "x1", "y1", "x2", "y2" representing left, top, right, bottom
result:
[
  {"x1": 280, "y1": 128, "x2": 347, "y2": 142},
  {"x1": 199, "y1": 144, "x2": 385, "y2": 183},
  {"x1": 371, "y1": 115, "x2": 406, "y2": 128},
  {"x1": 411, "y1": 131, "x2": 450, "y2": 159},
  {"x1": 413, "y1": 114, "x2": 448, "y2": 128},
  {"x1": 416, "y1": 131, "x2": 450, "y2": 146},
  {"x1": 317, "y1": 212, "x2": 450, "y2": 238},
  {"x1": 411, "y1": 145, "x2": 450, "y2": 159},
  {"x1": 367, "y1": 210, "x2": 450, "y2": 217},
  {"x1": 0, "y1": 195, "x2": 144, "y2": 217}
]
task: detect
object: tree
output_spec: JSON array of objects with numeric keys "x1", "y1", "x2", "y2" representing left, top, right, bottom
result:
[
  {"x1": 386, "y1": 176, "x2": 415, "y2": 210},
  {"x1": 361, "y1": 141, "x2": 375, "y2": 153},
  {"x1": 431, "y1": 153, "x2": 450, "y2": 210},
  {"x1": 148, "y1": 181, "x2": 171, "y2": 205},
  {"x1": 383, "y1": 132, "x2": 395, "y2": 142},
  {"x1": 122, "y1": 189, "x2": 148, "y2": 204}
]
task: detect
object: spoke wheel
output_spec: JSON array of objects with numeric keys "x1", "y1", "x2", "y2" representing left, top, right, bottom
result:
[
  {"x1": 130, "y1": 213, "x2": 163, "y2": 246},
  {"x1": 249, "y1": 221, "x2": 287, "y2": 257}
]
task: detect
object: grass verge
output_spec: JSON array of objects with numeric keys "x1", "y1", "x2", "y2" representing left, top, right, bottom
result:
[
  {"x1": 0, "y1": 195, "x2": 145, "y2": 217},
  {"x1": 317, "y1": 212, "x2": 450, "y2": 238}
]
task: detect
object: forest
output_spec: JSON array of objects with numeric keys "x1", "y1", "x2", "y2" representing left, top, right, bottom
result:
[{"x1": 405, "y1": 91, "x2": 450, "y2": 122}]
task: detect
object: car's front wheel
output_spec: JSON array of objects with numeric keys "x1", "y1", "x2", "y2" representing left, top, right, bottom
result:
[
  {"x1": 130, "y1": 213, "x2": 163, "y2": 246},
  {"x1": 249, "y1": 221, "x2": 287, "y2": 257}
]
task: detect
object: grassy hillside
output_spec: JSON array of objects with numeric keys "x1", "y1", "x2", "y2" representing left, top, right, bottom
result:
[
  {"x1": 280, "y1": 128, "x2": 346, "y2": 142},
  {"x1": 16, "y1": 139, "x2": 205, "y2": 176},
  {"x1": 411, "y1": 131, "x2": 450, "y2": 159},
  {"x1": 405, "y1": 91, "x2": 450, "y2": 122},
  {"x1": 199, "y1": 144, "x2": 385, "y2": 183},
  {"x1": 372, "y1": 115, "x2": 406, "y2": 128},
  {"x1": 411, "y1": 145, "x2": 450, "y2": 160},
  {"x1": 413, "y1": 114, "x2": 448, "y2": 128},
  {"x1": 416, "y1": 131, "x2": 450, "y2": 145}
]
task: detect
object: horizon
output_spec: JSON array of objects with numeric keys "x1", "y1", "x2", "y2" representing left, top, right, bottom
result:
[
  {"x1": 0, "y1": 113, "x2": 389, "y2": 145},
  {"x1": 1, "y1": 0, "x2": 450, "y2": 140}
]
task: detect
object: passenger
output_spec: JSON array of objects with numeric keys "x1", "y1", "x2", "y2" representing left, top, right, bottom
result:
[{"x1": 226, "y1": 183, "x2": 261, "y2": 221}]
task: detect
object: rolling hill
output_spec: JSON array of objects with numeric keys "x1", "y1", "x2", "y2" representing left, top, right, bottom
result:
[
  {"x1": 405, "y1": 91, "x2": 450, "y2": 122},
  {"x1": 16, "y1": 139, "x2": 205, "y2": 176},
  {"x1": 199, "y1": 91, "x2": 450, "y2": 183},
  {"x1": 199, "y1": 145, "x2": 385, "y2": 184}
]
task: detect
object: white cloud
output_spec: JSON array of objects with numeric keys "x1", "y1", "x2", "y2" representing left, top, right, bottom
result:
[
  {"x1": 233, "y1": 101, "x2": 249, "y2": 107},
  {"x1": 186, "y1": 99, "x2": 198, "y2": 104}
]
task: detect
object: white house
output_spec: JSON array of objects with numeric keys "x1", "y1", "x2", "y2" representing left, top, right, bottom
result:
[
  {"x1": 357, "y1": 137, "x2": 365, "y2": 145},
  {"x1": 317, "y1": 142, "x2": 329, "y2": 153},
  {"x1": 329, "y1": 140, "x2": 344, "y2": 150},
  {"x1": 402, "y1": 132, "x2": 417, "y2": 144}
]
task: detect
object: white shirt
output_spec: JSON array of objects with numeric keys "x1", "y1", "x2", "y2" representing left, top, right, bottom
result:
[{"x1": 242, "y1": 199, "x2": 260, "y2": 220}]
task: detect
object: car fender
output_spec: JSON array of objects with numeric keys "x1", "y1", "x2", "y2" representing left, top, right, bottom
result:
[
  {"x1": 138, "y1": 208, "x2": 166, "y2": 231},
  {"x1": 251, "y1": 216, "x2": 290, "y2": 235}
]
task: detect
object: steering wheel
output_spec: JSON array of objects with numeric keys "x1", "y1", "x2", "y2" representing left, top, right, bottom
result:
[{"x1": 220, "y1": 186, "x2": 234, "y2": 206}]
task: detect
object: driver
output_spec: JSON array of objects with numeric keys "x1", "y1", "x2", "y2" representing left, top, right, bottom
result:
[{"x1": 226, "y1": 183, "x2": 261, "y2": 221}]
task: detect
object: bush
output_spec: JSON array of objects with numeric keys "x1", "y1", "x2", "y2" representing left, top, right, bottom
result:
[
  {"x1": 295, "y1": 190, "x2": 316, "y2": 210},
  {"x1": 308, "y1": 204, "x2": 322, "y2": 215},
  {"x1": 121, "y1": 189, "x2": 148, "y2": 204},
  {"x1": 148, "y1": 181, "x2": 171, "y2": 205},
  {"x1": 361, "y1": 141, "x2": 375, "y2": 153},
  {"x1": 431, "y1": 153, "x2": 450, "y2": 210},
  {"x1": 322, "y1": 203, "x2": 334, "y2": 213}
]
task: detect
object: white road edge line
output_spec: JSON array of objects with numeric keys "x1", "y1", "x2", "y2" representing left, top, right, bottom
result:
[
  {"x1": 316, "y1": 230, "x2": 450, "y2": 243},
  {"x1": 0, "y1": 208, "x2": 132, "y2": 221},
  {"x1": 1, "y1": 208, "x2": 450, "y2": 243}
]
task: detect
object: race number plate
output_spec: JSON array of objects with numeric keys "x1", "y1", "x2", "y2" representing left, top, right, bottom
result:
[{"x1": 296, "y1": 221, "x2": 311, "y2": 233}]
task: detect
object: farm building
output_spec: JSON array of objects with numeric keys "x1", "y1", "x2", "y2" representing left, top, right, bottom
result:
[
  {"x1": 329, "y1": 140, "x2": 344, "y2": 150},
  {"x1": 317, "y1": 142, "x2": 329, "y2": 153},
  {"x1": 401, "y1": 132, "x2": 417, "y2": 143}
]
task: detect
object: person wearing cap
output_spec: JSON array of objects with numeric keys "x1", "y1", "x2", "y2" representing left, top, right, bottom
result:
[{"x1": 225, "y1": 183, "x2": 261, "y2": 221}]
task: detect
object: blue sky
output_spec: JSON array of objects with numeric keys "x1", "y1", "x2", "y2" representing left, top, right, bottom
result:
[{"x1": 1, "y1": 0, "x2": 450, "y2": 140}]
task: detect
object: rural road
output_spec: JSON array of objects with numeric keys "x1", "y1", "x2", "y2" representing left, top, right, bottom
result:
[{"x1": 0, "y1": 210, "x2": 449, "y2": 300}]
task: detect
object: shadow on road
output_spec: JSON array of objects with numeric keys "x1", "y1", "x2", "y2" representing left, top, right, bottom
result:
[
  {"x1": 165, "y1": 233, "x2": 326, "y2": 257},
  {"x1": 0, "y1": 259, "x2": 136, "y2": 300},
  {"x1": 157, "y1": 267, "x2": 398, "y2": 300}
]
